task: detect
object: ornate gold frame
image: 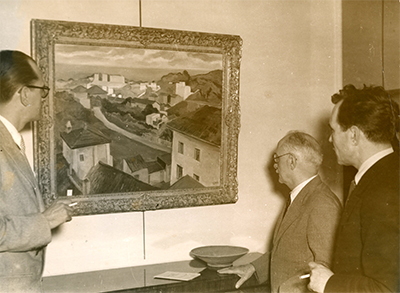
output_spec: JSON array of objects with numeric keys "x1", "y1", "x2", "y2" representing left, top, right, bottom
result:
[{"x1": 31, "y1": 19, "x2": 241, "y2": 215}]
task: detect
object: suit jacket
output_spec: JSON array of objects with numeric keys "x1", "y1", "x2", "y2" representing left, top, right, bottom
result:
[
  {"x1": 0, "y1": 121, "x2": 52, "y2": 292},
  {"x1": 325, "y1": 152, "x2": 399, "y2": 292},
  {"x1": 252, "y1": 176, "x2": 341, "y2": 293}
]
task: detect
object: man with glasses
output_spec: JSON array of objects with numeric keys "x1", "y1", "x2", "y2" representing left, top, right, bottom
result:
[
  {"x1": 219, "y1": 131, "x2": 341, "y2": 292},
  {"x1": 0, "y1": 50, "x2": 73, "y2": 292},
  {"x1": 24, "y1": 84, "x2": 50, "y2": 98},
  {"x1": 308, "y1": 85, "x2": 399, "y2": 293}
]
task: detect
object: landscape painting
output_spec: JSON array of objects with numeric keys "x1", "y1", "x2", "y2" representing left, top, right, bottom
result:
[
  {"x1": 31, "y1": 19, "x2": 242, "y2": 215},
  {"x1": 54, "y1": 44, "x2": 223, "y2": 196}
]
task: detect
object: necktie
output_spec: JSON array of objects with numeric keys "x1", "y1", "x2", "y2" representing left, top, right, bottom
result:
[
  {"x1": 345, "y1": 179, "x2": 356, "y2": 205},
  {"x1": 282, "y1": 197, "x2": 291, "y2": 218},
  {"x1": 348, "y1": 179, "x2": 356, "y2": 195},
  {"x1": 20, "y1": 135, "x2": 26, "y2": 154}
]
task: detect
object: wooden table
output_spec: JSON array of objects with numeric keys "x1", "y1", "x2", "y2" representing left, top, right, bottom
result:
[{"x1": 43, "y1": 259, "x2": 270, "y2": 292}]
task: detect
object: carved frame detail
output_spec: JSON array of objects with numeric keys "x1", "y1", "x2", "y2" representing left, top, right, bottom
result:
[{"x1": 31, "y1": 19, "x2": 242, "y2": 216}]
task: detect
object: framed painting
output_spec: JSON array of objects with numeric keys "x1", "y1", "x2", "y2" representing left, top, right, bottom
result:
[{"x1": 31, "y1": 19, "x2": 242, "y2": 216}]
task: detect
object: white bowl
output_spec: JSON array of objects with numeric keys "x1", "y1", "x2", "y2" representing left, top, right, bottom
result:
[{"x1": 190, "y1": 245, "x2": 249, "y2": 268}]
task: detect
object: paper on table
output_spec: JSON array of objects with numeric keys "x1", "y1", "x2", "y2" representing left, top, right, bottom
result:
[{"x1": 154, "y1": 271, "x2": 201, "y2": 281}]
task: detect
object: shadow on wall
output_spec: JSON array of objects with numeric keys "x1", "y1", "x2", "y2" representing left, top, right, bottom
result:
[
  {"x1": 265, "y1": 154, "x2": 291, "y2": 203},
  {"x1": 315, "y1": 114, "x2": 344, "y2": 203},
  {"x1": 262, "y1": 152, "x2": 291, "y2": 251}
]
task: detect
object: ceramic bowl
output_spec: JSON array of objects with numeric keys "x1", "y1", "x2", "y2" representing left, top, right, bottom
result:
[{"x1": 190, "y1": 245, "x2": 249, "y2": 269}]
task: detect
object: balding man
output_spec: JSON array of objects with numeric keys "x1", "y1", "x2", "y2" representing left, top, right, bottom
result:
[
  {"x1": 0, "y1": 50, "x2": 73, "y2": 292},
  {"x1": 219, "y1": 131, "x2": 341, "y2": 293}
]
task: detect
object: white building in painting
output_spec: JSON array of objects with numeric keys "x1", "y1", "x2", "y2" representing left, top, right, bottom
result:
[
  {"x1": 122, "y1": 154, "x2": 171, "y2": 188},
  {"x1": 60, "y1": 126, "x2": 112, "y2": 183},
  {"x1": 146, "y1": 112, "x2": 168, "y2": 129},
  {"x1": 139, "y1": 82, "x2": 160, "y2": 92},
  {"x1": 167, "y1": 105, "x2": 221, "y2": 187},
  {"x1": 175, "y1": 82, "x2": 192, "y2": 100},
  {"x1": 89, "y1": 73, "x2": 126, "y2": 94}
]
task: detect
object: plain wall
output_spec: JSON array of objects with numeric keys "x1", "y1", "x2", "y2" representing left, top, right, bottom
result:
[
  {"x1": 341, "y1": 0, "x2": 400, "y2": 192},
  {"x1": 1, "y1": 0, "x2": 343, "y2": 276},
  {"x1": 342, "y1": 0, "x2": 399, "y2": 90}
]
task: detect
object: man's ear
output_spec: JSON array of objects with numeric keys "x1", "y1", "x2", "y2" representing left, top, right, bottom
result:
[
  {"x1": 289, "y1": 154, "x2": 297, "y2": 170},
  {"x1": 349, "y1": 126, "x2": 360, "y2": 145},
  {"x1": 19, "y1": 87, "x2": 30, "y2": 107}
]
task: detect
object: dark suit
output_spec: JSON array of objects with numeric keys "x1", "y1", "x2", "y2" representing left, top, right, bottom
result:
[
  {"x1": 252, "y1": 176, "x2": 341, "y2": 293},
  {"x1": 325, "y1": 152, "x2": 399, "y2": 292},
  {"x1": 0, "y1": 121, "x2": 52, "y2": 292}
]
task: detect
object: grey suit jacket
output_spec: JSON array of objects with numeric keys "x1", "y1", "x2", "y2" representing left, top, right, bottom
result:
[
  {"x1": 0, "y1": 121, "x2": 52, "y2": 292},
  {"x1": 252, "y1": 176, "x2": 341, "y2": 293}
]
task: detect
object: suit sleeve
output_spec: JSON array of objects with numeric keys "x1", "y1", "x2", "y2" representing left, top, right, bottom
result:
[
  {"x1": 0, "y1": 214, "x2": 52, "y2": 252},
  {"x1": 325, "y1": 183, "x2": 399, "y2": 292},
  {"x1": 251, "y1": 251, "x2": 271, "y2": 284},
  {"x1": 0, "y1": 150, "x2": 52, "y2": 252},
  {"x1": 307, "y1": 194, "x2": 341, "y2": 267}
]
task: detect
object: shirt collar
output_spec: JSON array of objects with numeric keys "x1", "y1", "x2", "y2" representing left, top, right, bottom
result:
[
  {"x1": 0, "y1": 115, "x2": 23, "y2": 149},
  {"x1": 290, "y1": 175, "x2": 317, "y2": 203},
  {"x1": 355, "y1": 148, "x2": 394, "y2": 184}
]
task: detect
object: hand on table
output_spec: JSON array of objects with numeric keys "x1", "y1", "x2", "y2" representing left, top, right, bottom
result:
[{"x1": 218, "y1": 264, "x2": 256, "y2": 289}]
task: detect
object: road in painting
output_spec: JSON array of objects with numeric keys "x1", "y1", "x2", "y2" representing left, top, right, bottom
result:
[{"x1": 54, "y1": 44, "x2": 223, "y2": 196}]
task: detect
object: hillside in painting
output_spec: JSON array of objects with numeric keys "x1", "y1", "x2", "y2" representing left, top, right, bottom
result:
[{"x1": 158, "y1": 69, "x2": 222, "y2": 107}]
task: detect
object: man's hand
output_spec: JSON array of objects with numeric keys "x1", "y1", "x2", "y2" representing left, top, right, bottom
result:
[
  {"x1": 42, "y1": 198, "x2": 73, "y2": 229},
  {"x1": 308, "y1": 262, "x2": 334, "y2": 293},
  {"x1": 218, "y1": 264, "x2": 256, "y2": 289}
]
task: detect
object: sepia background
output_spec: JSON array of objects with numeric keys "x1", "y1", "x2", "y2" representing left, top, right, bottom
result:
[{"x1": 0, "y1": 0, "x2": 398, "y2": 277}]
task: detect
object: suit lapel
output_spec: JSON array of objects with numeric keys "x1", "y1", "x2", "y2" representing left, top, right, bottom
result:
[
  {"x1": 273, "y1": 176, "x2": 320, "y2": 246},
  {"x1": 0, "y1": 121, "x2": 43, "y2": 210},
  {"x1": 273, "y1": 208, "x2": 286, "y2": 242},
  {"x1": 339, "y1": 185, "x2": 362, "y2": 224},
  {"x1": 339, "y1": 153, "x2": 396, "y2": 225},
  {"x1": 273, "y1": 197, "x2": 302, "y2": 246}
]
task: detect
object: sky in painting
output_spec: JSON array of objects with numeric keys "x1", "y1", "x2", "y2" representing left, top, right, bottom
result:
[{"x1": 55, "y1": 44, "x2": 222, "y2": 81}]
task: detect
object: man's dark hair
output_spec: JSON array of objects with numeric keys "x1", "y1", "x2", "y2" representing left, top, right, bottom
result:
[
  {"x1": 332, "y1": 84, "x2": 399, "y2": 144},
  {"x1": 0, "y1": 50, "x2": 39, "y2": 104}
]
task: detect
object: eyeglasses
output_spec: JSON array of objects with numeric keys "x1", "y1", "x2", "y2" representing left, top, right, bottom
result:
[
  {"x1": 25, "y1": 85, "x2": 50, "y2": 98},
  {"x1": 273, "y1": 152, "x2": 292, "y2": 163}
]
